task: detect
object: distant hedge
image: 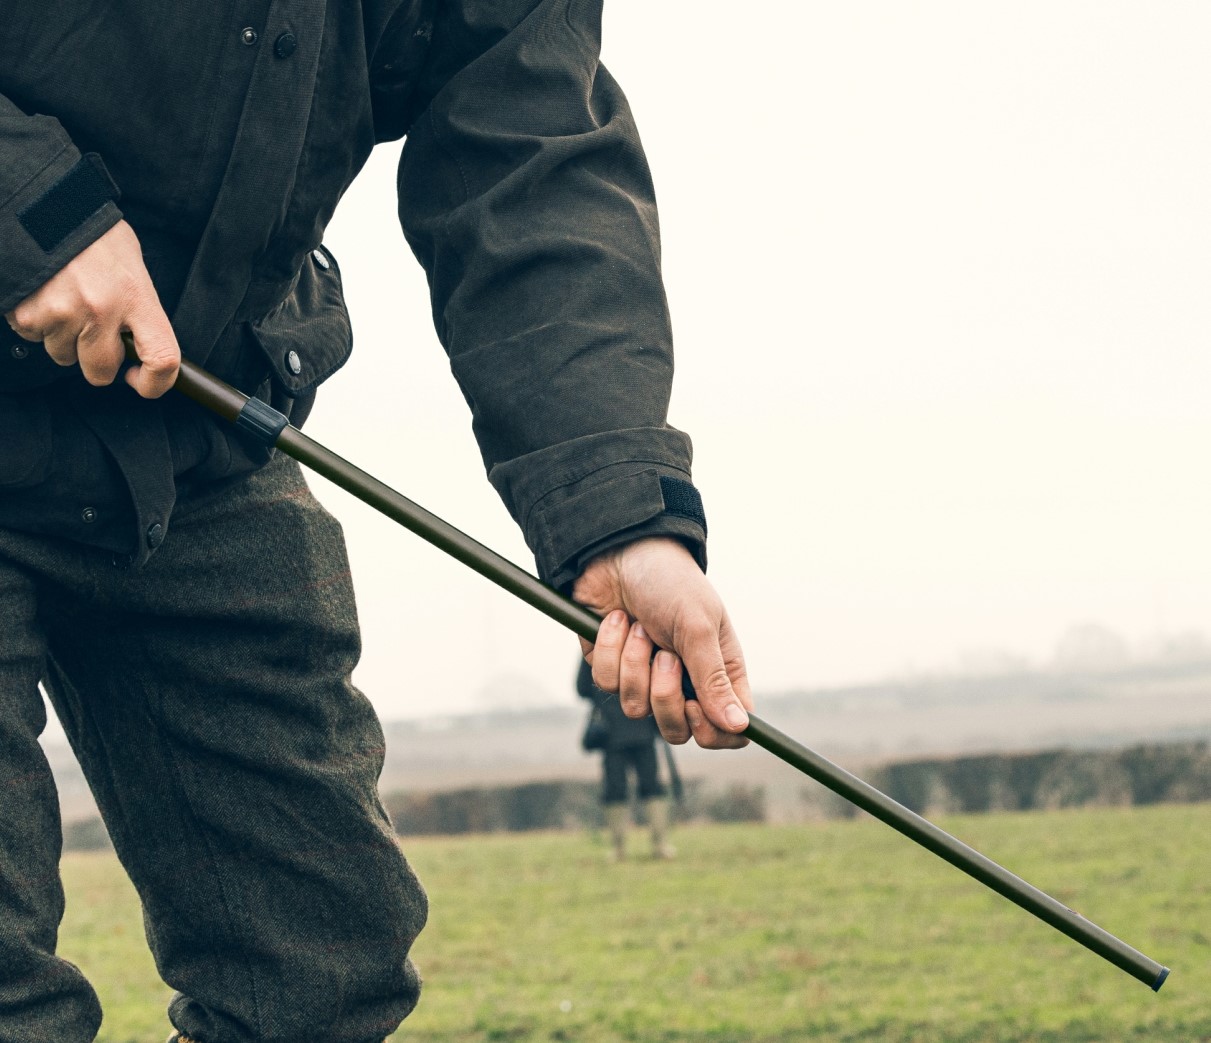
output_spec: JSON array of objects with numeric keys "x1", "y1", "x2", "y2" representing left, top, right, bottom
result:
[
  {"x1": 384, "y1": 779, "x2": 605, "y2": 836},
  {"x1": 59, "y1": 741, "x2": 1210, "y2": 848},
  {"x1": 379, "y1": 778, "x2": 768, "y2": 837},
  {"x1": 869, "y1": 741, "x2": 1211, "y2": 816}
]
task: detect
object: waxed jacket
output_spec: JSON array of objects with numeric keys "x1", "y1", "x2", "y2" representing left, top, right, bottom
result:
[{"x1": 0, "y1": 0, "x2": 707, "y2": 583}]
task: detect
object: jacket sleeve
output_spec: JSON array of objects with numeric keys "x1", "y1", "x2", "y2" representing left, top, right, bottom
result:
[
  {"x1": 0, "y1": 94, "x2": 123, "y2": 313},
  {"x1": 392, "y1": 0, "x2": 707, "y2": 590}
]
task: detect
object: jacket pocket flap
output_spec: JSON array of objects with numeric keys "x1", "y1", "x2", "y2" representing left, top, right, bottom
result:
[{"x1": 249, "y1": 247, "x2": 353, "y2": 398}]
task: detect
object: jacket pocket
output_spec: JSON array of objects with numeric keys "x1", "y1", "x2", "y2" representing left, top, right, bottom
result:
[
  {"x1": 248, "y1": 245, "x2": 353, "y2": 399},
  {"x1": 0, "y1": 391, "x2": 52, "y2": 489}
]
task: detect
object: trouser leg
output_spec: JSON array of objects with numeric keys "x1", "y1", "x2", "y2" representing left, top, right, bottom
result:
[
  {"x1": 600, "y1": 750, "x2": 631, "y2": 859},
  {"x1": 38, "y1": 455, "x2": 427, "y2": 1043},
  {"x1": 601, "y1": 748, "x2": 629, "y2": 805},
  {"x1": 0, "y1": 553, "x2": 102, "y2": 1043},
  {"x1": 632, "y1": 743, "x2": 665, "y2": 801}
]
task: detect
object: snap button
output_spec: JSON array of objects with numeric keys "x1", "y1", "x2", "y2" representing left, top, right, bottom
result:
[
  {"x1": 146, "y1": 522, "x2": 164, "y2": 549},
  {"x1": 285, "y1": 350, "x2": 303, "y2": 376},
  {"x1": 311, "y1": 248, "x2": 330, "y2": 270},
  {"x1": 241, "y1": 27, "x2": 258, "y2": 45},
  {"x1": 274, "y1": 31, "x2": 298, "y2": 58},
  {"x1": 81, "y1": 507, "x2": 97, "y2": 524},
  {"x1": 10, "y1": 343, "x2": 28, "y2": 359}
]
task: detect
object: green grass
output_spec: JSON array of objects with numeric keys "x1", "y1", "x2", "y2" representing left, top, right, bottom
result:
[{"x1": 60, "y1": 804, "x2": 1211, "y2": 1042}]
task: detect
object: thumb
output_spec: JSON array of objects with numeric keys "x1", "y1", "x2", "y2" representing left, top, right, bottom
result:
[
  {"x1": 680, "y1": 621, "x2": 750, "y2": 734},
  {"x1": 122, "y1": 310, "x2": 180, "y2": 399}
]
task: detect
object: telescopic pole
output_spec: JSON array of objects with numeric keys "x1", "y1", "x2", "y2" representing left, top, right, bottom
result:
[{"x1": 139, "y1": 339, "x2": 1169, "y2": 991}]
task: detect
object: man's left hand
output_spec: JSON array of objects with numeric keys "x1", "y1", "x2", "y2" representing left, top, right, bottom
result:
[{"x1": 572, "y1": 536, "x2": 752, "y2": 750}]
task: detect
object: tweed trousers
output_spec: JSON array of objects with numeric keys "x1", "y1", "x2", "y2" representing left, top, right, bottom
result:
[{"x1": 0, "y1": 452, "x2": 426, "y2": 1043}]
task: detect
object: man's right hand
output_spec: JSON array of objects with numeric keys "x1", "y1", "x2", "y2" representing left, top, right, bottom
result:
[{"x1": 4, "y1": 220, "x2": 180, "y2": 398}]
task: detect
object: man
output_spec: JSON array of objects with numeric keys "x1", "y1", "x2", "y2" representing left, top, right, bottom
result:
[
  {"x1": 0, "y1": 2, "x2": 753, "y2": 1041},
  {"x1": 577, "y1": 658, "x2": 677, "y2": 861}
]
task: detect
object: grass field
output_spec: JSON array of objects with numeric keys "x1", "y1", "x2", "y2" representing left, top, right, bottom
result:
[{"x1": 60, "y1": 803, "x2": 1210, "y2": 1042}]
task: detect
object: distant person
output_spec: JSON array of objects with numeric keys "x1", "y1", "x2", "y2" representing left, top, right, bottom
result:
[{"x1": 578, "y1": 659, "x2": 676, "y2": 860}]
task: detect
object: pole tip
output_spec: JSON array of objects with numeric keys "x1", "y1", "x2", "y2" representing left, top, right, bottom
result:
[{"x1": 1152, "y1": 966, "x2": 1170, "y2": 993}]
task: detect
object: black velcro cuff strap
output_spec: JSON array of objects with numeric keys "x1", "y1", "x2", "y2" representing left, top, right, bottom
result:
[
  {"x1": 658, "y1": 475, "x2": 707, "y2": 535},
  {"x1": 18, "y1": 153, "x2": 121, "y2": 253}
]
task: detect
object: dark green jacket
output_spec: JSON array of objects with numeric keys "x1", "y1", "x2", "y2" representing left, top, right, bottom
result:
[{"x1": 0, "y1": 0, "x2": 706, "y2": 583}]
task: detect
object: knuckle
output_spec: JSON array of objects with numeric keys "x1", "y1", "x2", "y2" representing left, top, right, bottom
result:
[
  {"x1": 698, "y1": 664, "x2": 734, "y2": 700},
  {"x1": 76, "y1": 290, "x2": 105, "y2": 324},
  {"x1": 590, "y1": 665, "x2": 617, "y2": 695},
  {"x1": 9, "y1": 303, "x2": 36, "y2": 333},
  {"x1": 725, "y1": 649, "x2": 747, "y2": 683},
  {"x1": 142, "y1": 346, "x2": 181, "y2": 373}
]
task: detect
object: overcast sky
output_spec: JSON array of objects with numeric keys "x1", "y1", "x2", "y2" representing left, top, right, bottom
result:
[{"x1": 302, "y1": 1, "x2": 1211, "y2": 722}]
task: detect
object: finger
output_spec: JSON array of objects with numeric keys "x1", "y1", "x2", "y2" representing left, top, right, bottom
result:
[
  {"x1": 122, "y1": 308, "x2": 181, "y2": 399},
  {"x1": 687, "y1": 697, "x2": 747, "y2": 749},
  {"x1": 617, "y1": 622, "x2": 655, "y2": 717},
  {"x1": 5, "y1": 305, "x2": 47, "y2": 342},
  {"x1": 589, "y1": 609, "x2": 629, "y2": 694},
  {"x1": 650, "y1": 650, "x2": 691, "y2": 745},
  {"x1": 679, "y1": 614, "x2": 750, "y2": 738},
  {"x1": 42, "y1": 325, "x2": 81, "y2": 368},
  {"x1": 76, "y1": 322, "x2": 124, "y2": 386}
]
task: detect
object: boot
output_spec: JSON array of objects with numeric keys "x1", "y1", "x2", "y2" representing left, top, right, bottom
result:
[
  {"x1": 604, "y1": 802, "x2": 629, "y2": 861},
  {"x1": 643, "y1": 797, "x2": 676, "y2": 859}
]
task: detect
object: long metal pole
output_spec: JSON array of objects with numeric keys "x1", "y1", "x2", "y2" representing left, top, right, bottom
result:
[{"x1": 153, "y1": 344, "x2": 1169, "y2": 991}]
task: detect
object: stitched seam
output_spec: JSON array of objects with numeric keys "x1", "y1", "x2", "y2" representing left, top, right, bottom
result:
[{"x1": 0, "y1": 140, "x2": 71, "y2": 212}]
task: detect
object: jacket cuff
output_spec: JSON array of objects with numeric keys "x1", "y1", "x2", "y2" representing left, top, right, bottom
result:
[
  {"x1": 487, "y1": 426, "x2": 708, "y2": 589},
  {"x1": 0, "y1": 143, "x2": 123, "y2": 312}
]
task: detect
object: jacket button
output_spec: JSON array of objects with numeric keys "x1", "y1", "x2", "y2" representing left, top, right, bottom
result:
[
  {"x1": 146, "y1": 522, "x2": 164, "y2": 549},
  {"x1": 285, "y1": 350, "x2": 303, "y2": 376},
  {"x1": 311, "y1": 248, "x2": 330, "y2": 270},
  {"x1": 241, "y1": 27, "x2": 258, "y2": 45},
  {"x1": 11, "y1": 343, "x2": 28, "y2": 359},
  {"x1": 274, "y1": 31, "x2": 297, "y2": 58},
  {"x1": 81, "y1": 507, "x2": 97, "y2": 524}
]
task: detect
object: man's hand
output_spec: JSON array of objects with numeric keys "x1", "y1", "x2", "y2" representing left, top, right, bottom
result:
[
  {"x1": 4, "y1": 220, "x2": 179, "y2": 397},
  {"x1": 573, "y1": 536, "x2": 753, "y2": 750}
]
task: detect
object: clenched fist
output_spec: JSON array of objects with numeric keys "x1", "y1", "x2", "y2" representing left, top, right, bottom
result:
[{"x1": 5, "y1": 220, "x2": 179, "y2": 397}]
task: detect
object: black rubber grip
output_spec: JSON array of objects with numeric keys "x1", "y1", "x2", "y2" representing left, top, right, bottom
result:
[{"x1": 234, "y1": 397, "x2": 289, "y2": 446}]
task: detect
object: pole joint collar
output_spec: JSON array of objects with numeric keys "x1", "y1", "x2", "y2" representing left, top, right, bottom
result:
[{"x1": 235, "y1": 396, "x2": 289, "y2": 446}]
